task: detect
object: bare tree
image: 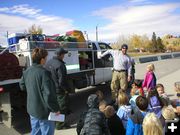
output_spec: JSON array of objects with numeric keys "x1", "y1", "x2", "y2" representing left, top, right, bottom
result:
[
  {"x1": 113, "y1": 35, "x2": 131, "y2": 50},
  {"x1": 27, "y1": 24, "x2": 43, "y2": 34}
]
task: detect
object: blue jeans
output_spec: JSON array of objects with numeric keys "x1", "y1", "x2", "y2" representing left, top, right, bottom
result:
[{"x1": 30, "y1": 115, "x2": 55, "y2": 135}]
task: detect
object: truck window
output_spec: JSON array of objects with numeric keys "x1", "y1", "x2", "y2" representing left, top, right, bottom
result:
[
  {"x1": 79, "y1": 51, "x2": 92, "y2": 70},
  {"x1": 99, "y1": 42, "x2": 111, "y2": 49},
  {"x1": 88, "y1": 43, "x2": 97, "y2": 50}
]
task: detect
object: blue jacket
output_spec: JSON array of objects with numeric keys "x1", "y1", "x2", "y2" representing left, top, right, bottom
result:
[
  {"x1": 117, "y1": 105, "x2": 131, "y2": 128},
  {"x1": 126, "y1": 109, "x2": 147, "y2": 135}
]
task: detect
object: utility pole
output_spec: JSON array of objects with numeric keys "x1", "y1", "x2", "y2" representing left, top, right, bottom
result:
[
  {"x1": 96, "y1": 25, "x2": 98, "y2": 42},
  {"x1": 84, "y1": 31, "x2": 89, "y2": 41},
  {"x1": 7, "y1": 31, "x2": 9, "y2": 38}
]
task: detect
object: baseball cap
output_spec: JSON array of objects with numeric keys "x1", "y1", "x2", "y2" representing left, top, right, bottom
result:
[
  {"x1": 55, "y1": 47, "x2": 68, "y2": 55},
  {"x1": 121, "y1": 44, "x2": 128, "y2": 49}
]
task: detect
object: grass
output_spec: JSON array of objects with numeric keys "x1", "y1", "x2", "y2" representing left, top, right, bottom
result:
[{"x1": 128, "y1": 52, "x2": 157, "y2": 57}]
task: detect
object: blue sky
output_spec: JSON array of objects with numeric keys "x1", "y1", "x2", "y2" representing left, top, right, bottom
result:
[{"x1": 0, "y1": 0, "x2": 180, "y2": 46}]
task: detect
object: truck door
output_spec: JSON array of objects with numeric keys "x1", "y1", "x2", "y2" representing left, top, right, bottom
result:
[
  {"x1": 88, "y1": 42, "x2": 104, "y2": 84},
  {"x1": 98, "y1": 42, "x2": 113, "y2": 83},
  {"x1": 88, "y1": 42, "x2": 113, "y2": 85}
]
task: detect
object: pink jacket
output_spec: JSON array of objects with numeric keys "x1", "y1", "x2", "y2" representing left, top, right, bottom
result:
[{"x1": 142, "y1": 71, "x2": 156, "y2": 91}]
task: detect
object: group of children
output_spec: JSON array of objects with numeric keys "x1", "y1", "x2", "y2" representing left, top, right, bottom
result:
[{"x1": 76, "y1": 63, "x2": 180, "y2": 135}]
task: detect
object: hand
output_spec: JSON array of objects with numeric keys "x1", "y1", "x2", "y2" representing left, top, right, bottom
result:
[
  {"x1": 97, "y1": 52, "x2": 102, "y2": 59},
  {"x1": 55, "y1": 111, "x2": 60, "y2": 115},
  {"x1": 128, "y1": 76, "x2": 131, "y2": 82}
]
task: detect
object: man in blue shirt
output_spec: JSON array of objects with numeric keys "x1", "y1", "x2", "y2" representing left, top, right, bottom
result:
[{"x1": 100, "y1": 44, "x2": 132, "y2": 100}]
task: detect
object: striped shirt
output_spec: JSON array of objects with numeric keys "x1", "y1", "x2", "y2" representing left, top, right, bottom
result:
[{"x1": 100, "y1": 50, "x2": 132, "y2": 76}]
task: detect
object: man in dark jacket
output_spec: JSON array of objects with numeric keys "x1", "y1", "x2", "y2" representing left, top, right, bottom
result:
[
  {"x1": 45, "y1": 47, "x2": 70, "y2": 129},
  {"x1": 80, "y1": 94, "x2": 110, "y2": 135},
  {"x1": 19, "y1": 48, "x2": 60, "y2": 135}
]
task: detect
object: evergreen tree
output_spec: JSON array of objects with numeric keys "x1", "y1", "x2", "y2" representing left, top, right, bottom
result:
[
  {"x1": 157, "y1": 37, "x2": 165, "y2": 52},
  {"x1": 151, "y1": 32, "x2": 157, "y2": 52}
]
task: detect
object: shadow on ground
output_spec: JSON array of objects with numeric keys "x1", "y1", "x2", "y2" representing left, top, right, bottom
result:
[{"x1": 10, "y1": 83, "x2": 112, "y2": 135}]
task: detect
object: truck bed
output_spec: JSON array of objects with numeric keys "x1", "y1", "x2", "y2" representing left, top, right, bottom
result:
[{"x1": 0, "y1": 79, "x2": 20, "y2": 86}]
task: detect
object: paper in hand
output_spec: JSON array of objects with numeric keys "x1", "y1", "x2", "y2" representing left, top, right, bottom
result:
[{"x1": 48, "y1": 112, "x2": 65, "y2": 122}]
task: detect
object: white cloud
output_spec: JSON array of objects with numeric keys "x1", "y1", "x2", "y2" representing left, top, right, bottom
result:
[
  {"x1": 12, "y1": 4, "x2": 41, "y2": 15},
  {"x1": 0, "y1": 7, "x2": 9, "y2": 12},
  {"x1": 0, "y1": 4, "x2": 42, "y2": 18},
  {"x1": 92, "y1": 6, "x2": 124, "y2": 20},
  {"x1": 90, "y1": 3, "x2": 180, "y2": 42},
  {"x1": 0, "y1": 5, "x2": 75, "y2": 46}
]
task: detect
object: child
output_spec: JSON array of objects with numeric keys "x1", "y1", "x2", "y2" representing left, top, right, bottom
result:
[
  {"x1": 156, "y1": 83, "x2": 170, "y2": 106},
  {"x1": 147, "y1": 89, "x2": 164, "y2": 118},
  {"x1": 162, "y1": 106, "x2": 175, "y2": 120},
  {"x1": 142, "y1": 113, "x2": 163, "y2": 135},
  {"x1": 96, "y1": 90, "x2": 109, "y2": 113},
  {"x1": 129, "y1": 88, "x2": 139, "y2": 108},
  {"x1": 96, "y1": 90, "x2": 104, "y2": 102},
  {"x1": 172, "y1": 82, "x2": 180, "y2": 115},
  {"x1": 129, "y1": 80, "x2": 144, "y2": 108},
  {"x1": 126, "y1": 96, "x2": 149, "y2": 135},
  {"x1": 99, "y1": 100, "x2": 107, "y2": 113},
  {"x1": 174, "y1": 82, "x2": 180, "y2": 135},
  {"x1": 161, "y1": 106, "x2": 176, "y2": 134},
  {"x1": 116, "y1": 91, "x2": 131, "y2": 129},
  {"x1": 142, "y1": 63, "x2": 156, "y2": 92},
  {"x1": 104, "y1": 105, "x2": 125, "y2": 135},
  {"x1": 76, "y1": 110, "x2": 87, "y2": 135},
  {"x1": 131, "y1": 79, "x2": 144, "y2": 96},
  {"x1": 79, "y1": 94, "x2": 110, "y2": 135}
]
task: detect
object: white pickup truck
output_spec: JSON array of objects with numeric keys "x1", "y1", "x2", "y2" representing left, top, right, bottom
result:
[{"x1": 0, "y1": 40, "x2": 113, "y2": 128}]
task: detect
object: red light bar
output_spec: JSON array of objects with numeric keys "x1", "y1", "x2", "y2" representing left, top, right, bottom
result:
[{"x1": 0, "y1": 87, "x2": 4, "y2": 93}]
